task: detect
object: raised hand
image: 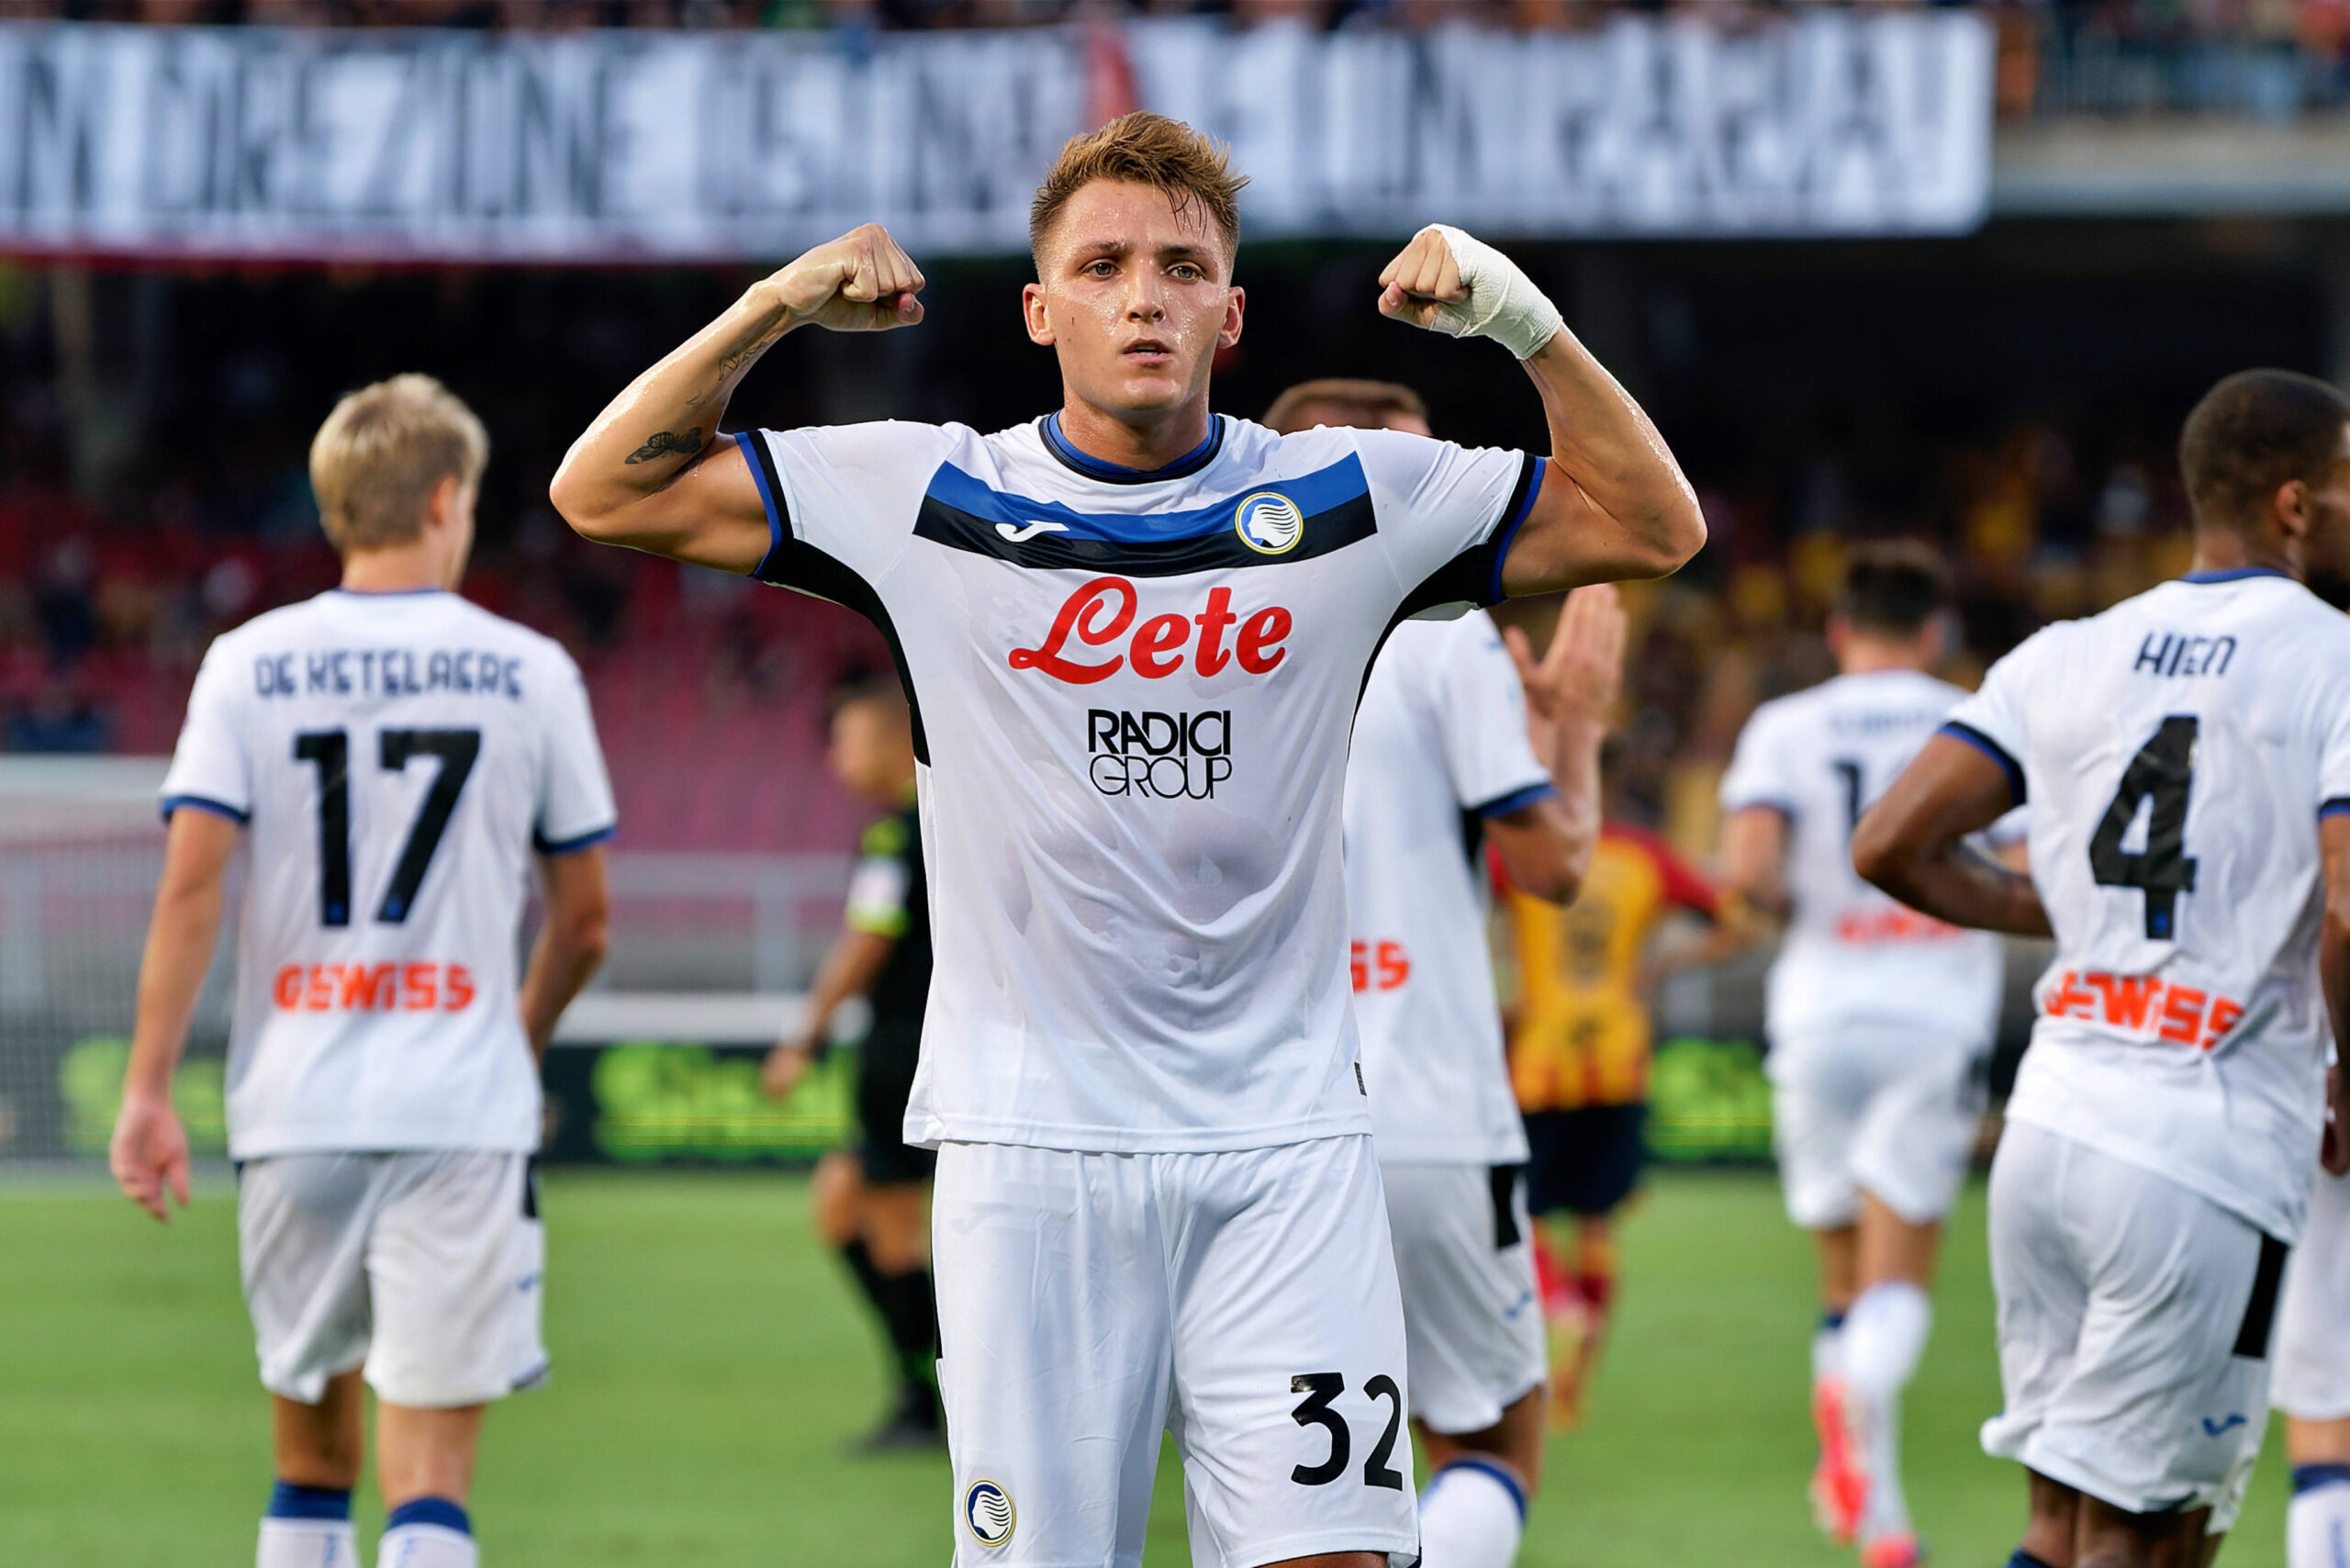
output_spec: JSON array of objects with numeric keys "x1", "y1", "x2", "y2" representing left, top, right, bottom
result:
[
  {"x1": 1505, "y1": 583, "x2": 1627, "y2": 738},
  {"x1": 1376, "y1": 224, "x2": 1563, "y2": 360},
  {"x1": 110, "y1": 1092, "x2": 192, "y2": 1223},
  {"x1": 767, "y1": 224, "x2": 928, "y2": 334},
  {"x1": 1374, "y1": 225, "x2": 1466, "y2": 332}
]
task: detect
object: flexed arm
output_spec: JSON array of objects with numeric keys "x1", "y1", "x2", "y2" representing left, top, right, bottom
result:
[
  {"x1": 551, "y1": 225, "x2": 927, "y2": 574},
  {"x1": 1376, "y1": 226, "x2": 1706, "y2": 594}
]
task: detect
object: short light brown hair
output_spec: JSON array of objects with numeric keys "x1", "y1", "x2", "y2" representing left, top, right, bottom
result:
[
  {"x1": 1262, "y1": 379, "x2": 1430, "y2": 435},
  {"x1": 308, "y1": 374, "x2": 489, "y2": 554},
  {"x1": 1029, "y1": 112, "x2": 1247, "y2": 268},
  {"x1": 2178, "y1": 368, "x2": 2350, "y2": 536}
]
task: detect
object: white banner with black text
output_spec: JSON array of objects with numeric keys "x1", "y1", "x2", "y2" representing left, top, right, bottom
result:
[{"x1": 0, "y1": 13, "x2": 1993, "y2": 263}]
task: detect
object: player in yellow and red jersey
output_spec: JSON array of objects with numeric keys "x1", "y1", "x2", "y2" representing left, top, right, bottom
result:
[{"x1": 1504, "y1": 802, "x2": 1742, "y2": 1428}]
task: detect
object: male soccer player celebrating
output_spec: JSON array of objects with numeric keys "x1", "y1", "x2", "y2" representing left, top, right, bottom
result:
[
  {"x1": 762, "y1": 678, "x2": 942, "y2": 1450},
  {"x1": 109, "y1": 375, "x2": 617, "y2": 1568},
  {"x1": 1718, "y1": 542, "x2": 2012, "y2": 1568},
  {"x1": 1269, "y1": 377, "x2": 1622, "y2": 1568},
  {"x1": 1855, "y1": 368, "x2": 2350, "y2": 1568},
  {"x1": 553, "y1": 113, "x2": 1701, "y2": 1567}
]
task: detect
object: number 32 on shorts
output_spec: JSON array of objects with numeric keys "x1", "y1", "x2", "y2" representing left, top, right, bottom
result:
[{"x1": 1289, "y1": 1372, "x2": 1405, "y2": 1489}]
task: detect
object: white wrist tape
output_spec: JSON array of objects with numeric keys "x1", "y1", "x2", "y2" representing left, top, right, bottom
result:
[{"x1": 1421, "y1": 224, "x2": 1563, "y2": 361}]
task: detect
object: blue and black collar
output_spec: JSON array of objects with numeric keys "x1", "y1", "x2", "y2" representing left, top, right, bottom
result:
[
  {"x1": 2181, "y1": 566, "x2": 2291, "y2": 585},
  {"x1": 1041, "y1": 412, "x2": 1225, "y2": 485}
]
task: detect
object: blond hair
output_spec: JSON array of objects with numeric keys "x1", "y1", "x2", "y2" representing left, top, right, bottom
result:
[
  {"x1": 308, "y1": 374, "x2": 489, "y2": 553},
  {"x1": 1029, "y1": 112, "x2": 1247, "y2": 266}
]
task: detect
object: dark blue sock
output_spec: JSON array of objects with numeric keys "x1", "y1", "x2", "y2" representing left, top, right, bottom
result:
[
  {"x1": 1820, "y1": 1309, "x2": 1847, "y2": 1333},
  {"x1": 265, "y1": 1481, "x2": 352, "y2": 1521},
  {"x1": 2008, "y1": 1551, "x2": 2058, "y2": 1568},
  {"x1": 2294, "y1": 1462, "x2": 2350, "y2": 1495},
  {"x1": 385, "y1": 1496, "x2": 471, "y2": 1536}
]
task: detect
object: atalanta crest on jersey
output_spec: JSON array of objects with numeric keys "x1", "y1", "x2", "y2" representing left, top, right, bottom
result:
[
  {"x1": 964, "y1": 1480, "x2": 1016, "y2": 1546},
  {"x1": 1234, "y1": 491, "x2": 1305, "y2": 554}
]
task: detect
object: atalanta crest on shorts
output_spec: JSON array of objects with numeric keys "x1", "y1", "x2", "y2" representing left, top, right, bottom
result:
[
  {"x1": 964, "y1": 1479, "x2": 1016, "y2": 1547},
  {"x1": 1234, "y1": 491, "x2": 1305, "y2": 554}
]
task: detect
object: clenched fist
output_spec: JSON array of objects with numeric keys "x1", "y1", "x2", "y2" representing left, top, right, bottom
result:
[
  {"x1": 1376, "y1": 224, "x2": 1563, "y2": 362},
  {"x1": 766, "y1": 224, "x2": 928, "y2": 333}
]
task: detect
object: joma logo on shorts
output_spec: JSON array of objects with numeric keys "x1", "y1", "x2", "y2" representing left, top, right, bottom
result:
[
  {"x1": 1087, "y1": 709, "x2": 1233, "y2": 800},
  {"x1": 1010, "y1": 576, "x2": 1290, "y2": 685}
]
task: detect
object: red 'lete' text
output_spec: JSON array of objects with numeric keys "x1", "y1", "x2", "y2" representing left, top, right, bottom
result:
[{"x1": 1011, "y1": 577, "x2": 1291, "y2": 685}]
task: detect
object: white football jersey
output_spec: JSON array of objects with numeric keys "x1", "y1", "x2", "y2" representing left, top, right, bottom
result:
[
  {"x1": 1344, "y1": 610, "x2": 1552, "y2": 1166},
  {"x1": 1945, "y1": 567, "x2": 2350, "y2": 1241},
  {"x1": 741, "y1": 413, "x2": 1541, "y2": 1151},
  {"x1": 1719, "y1": 668, "x2": 2008, "y2": 1055},
  {"x1": 161, "y1": 588, "x2": 617, "y2": 1159}
]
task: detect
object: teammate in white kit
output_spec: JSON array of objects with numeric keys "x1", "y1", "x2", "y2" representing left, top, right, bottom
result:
[
  {"x1": 1855, "y1": 368, "x2": 2350, "y2": 1568},
  {"x1": 1272, "y1": 377, "x2": 1622, "y2": 1568},
  {"x1": 551, "y1": 114, "x2": 1703, "y2": 1568},
  {"x1": 1718, "y1": 543, "x2": 2010, "y2": 1568},
  {"x1": 108, "y1": 376, "x2": 617, "y2": 1568},
  {"x1": 2275, "y1": 1087, "x2": 2350, "y2": 1568}
]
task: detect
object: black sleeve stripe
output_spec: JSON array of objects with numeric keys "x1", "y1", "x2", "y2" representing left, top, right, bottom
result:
[
  {"x1": 735, "y1": 430, "x2": 794, "y2": 583},
  {"x1": 1396, "y1": 451, "x2": 1543, "y2": 619},
  {"x1": 1937, "y1": 721, "x2": 2026, "y2": 808},
  {"x1": 160, "y1": 793, "x2": 250, "y2": 825},
  {"x1": 1485, "y1": 453, "x2": 1544, "y2": 606},
  {"x1": 1469, "y1": 781, "x2": 1558, "y2": 820},
  {"x1": 2322, "y1": 797, "x2": 2350, "y2": 820},
  {"x1": 534, "y1": 823, "x2": 617, "y2": 856}
]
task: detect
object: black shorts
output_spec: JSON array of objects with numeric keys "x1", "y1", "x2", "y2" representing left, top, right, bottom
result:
[
  {"x1": 854, "y1": 1024, "x2": 935, "y2": 1187},
  {"x1": 1523, "y1": 1103, "x2": 1648, "y2": 1218}
]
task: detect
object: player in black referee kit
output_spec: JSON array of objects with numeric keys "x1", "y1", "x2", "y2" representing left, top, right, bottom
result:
[{"x1": 763, "y1": 678, "x2": 940, "y2": 1450}]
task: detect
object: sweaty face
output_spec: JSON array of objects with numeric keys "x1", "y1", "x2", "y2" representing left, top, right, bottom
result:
[{"x1": 1025, "y1": 181, "x2": 1241, "y2": 422}]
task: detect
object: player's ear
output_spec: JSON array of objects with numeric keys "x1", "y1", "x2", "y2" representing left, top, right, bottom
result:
[
  {"x1": 1022, "y1": 281, "x2": 1055, "y2": 348},
  {"x1": 1825, "y1": 613, "x2": 1851, "y2": 661},
  {"x1": 1218, "y1": 286, "x2": 1245, "y2": 353},
  {"x1": 2274, "y1": 476, "x2": 2312, "y2": 545}
]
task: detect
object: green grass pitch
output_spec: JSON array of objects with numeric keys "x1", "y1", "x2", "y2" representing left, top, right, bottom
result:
[{"x1": 0, "y1": 1166, "x2": 2292, "y2": 1566}]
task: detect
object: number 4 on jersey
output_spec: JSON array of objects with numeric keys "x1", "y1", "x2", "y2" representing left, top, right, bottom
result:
[{"x1": 2088, "y1": 715, "x2": 2199, "y2": 940}]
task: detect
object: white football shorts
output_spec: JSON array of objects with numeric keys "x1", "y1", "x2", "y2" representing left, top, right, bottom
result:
[
  {"x1": 239, "y1": 1150, "x2": 547, "y2": 1409},
  {"x1": 2275, "y1": 1164, "x2": 2350, "y2": 1421},
  {"x1": 931, "y1": 1135, "x2": 1417, "y2": 1568},
  {"x1": 1771, "y1": 1025, "x2": 1987, "y2": 1229},
  {"x1": 1381, "y1": 1161, "x2": 1545, "y2": 1438},
  {"x1": 1982, "y1": 1123, "x2": 2283, "y2": 1523}
]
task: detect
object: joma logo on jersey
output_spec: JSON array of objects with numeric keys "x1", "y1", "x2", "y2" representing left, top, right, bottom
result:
[
  {"x1": 1010, "y1": 576, "x2": 1291, "y2": 685},
  {"x1": 1088, "y1": 708, "x2": 1234, "y2": 800}
]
